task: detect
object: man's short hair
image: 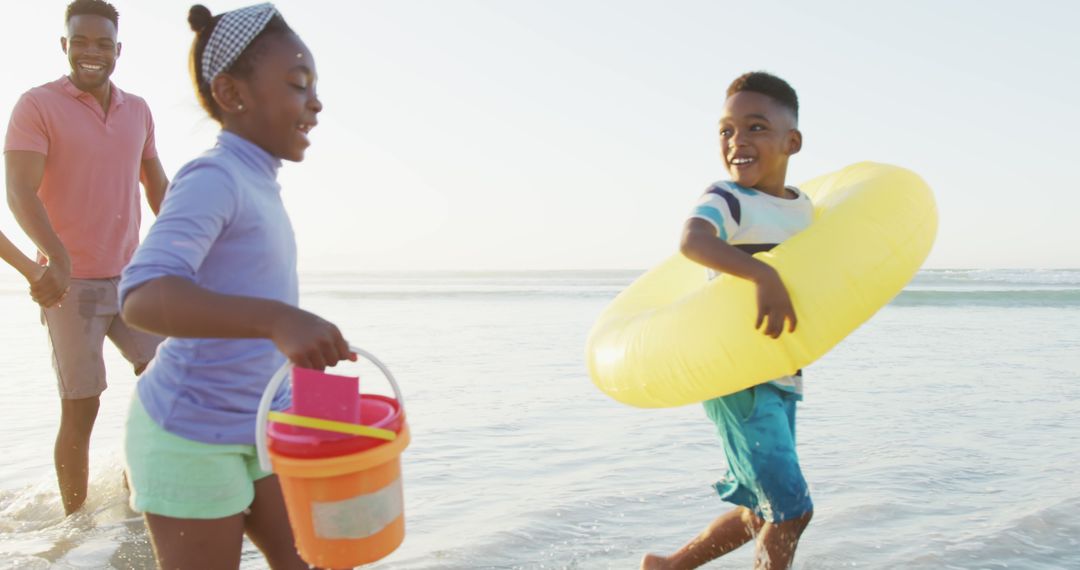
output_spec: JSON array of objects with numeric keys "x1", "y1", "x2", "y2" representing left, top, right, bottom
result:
[
  {"x1": 727, "y1": 71, "x2": 798, "y2": 122},
  {"x1": 66, "y1": 0, "x2": 119, "y2": 30}
]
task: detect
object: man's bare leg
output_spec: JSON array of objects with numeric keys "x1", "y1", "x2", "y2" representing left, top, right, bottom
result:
[
  {"x1": 641, "y1": 507, "x2": 763, "y2": 570},
  {"x1": 55, "y1": 396, "x2": 100, "y2": 515}
]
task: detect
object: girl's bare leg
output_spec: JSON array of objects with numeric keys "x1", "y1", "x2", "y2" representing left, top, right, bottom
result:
[
  {"x1": 244, "y1": 475, "x2": 317, "y2": 569},
  {"x1": 144, "y1": 512, "x2": 245, "y2": 569}
]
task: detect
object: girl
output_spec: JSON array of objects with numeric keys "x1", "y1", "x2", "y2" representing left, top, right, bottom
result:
[{"x1": 119, "y1": 4, "x2": 352, "y2": 568}]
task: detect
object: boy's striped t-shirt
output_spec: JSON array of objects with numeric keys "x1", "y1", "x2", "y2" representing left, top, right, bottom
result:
[{"x1": 688, "y1": 180, "x2": 813, "y2": 396}]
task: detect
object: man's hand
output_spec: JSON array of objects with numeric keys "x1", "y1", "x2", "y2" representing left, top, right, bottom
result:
[
  {"x1": 31, "y1": 259, "x2": 70, "y2": 308},
  {"x1": 7, "y1": 149, "x2": 71, "y2": 308},
  {"x1": 23, "y1": 263, "x2": 47, "y2": 284},
  {"x1": 753, "y1": 267, "x2": 797, "y2": 338}
]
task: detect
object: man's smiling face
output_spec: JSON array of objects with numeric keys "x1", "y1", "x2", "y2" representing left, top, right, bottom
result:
[{"x1": 62, "y1": 14, "x2": 120, "y2": 93}]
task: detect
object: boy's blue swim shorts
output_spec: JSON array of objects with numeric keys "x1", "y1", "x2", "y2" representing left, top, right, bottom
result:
[{"x1": 702, "y1": 383, "x2": 813, "y2": 523}]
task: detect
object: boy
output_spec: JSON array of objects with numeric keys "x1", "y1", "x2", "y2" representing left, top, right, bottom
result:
[{"x1": 642, "y1": 72, "x2": 813, "y2": 570}]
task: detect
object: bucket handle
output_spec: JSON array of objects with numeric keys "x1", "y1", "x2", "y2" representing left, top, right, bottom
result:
[{"x1": 256, "y1": 346, "x2": 404, "y2": 473}]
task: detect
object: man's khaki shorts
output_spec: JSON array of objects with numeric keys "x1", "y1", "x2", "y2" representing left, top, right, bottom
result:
[{"x1": 41, "y1": 277, "x2": 162, "y2": 399}]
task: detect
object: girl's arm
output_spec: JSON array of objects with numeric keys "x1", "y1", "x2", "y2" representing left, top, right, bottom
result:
[
  {"x1": 122, "y1": 275, "x2": 354, "y2": 369},
  {"x1": 0, "y1": 230, "x2": 45, "y2": 284}
]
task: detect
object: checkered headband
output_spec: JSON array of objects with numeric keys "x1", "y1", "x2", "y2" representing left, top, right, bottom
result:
[{"x1": 200, "y1": 3, "x2": 280, "y2": 84}]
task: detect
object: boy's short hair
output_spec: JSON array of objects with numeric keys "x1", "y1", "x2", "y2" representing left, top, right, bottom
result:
[
  {"x1": 66, "y1": 0, "x2": 119, "y2": 29},
  {"x1": 727, "y1": 72, "x2": 798, "y2": 123}
]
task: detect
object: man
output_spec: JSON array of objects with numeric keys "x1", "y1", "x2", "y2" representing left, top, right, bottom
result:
[{"x1": 3, "y1": 0, "x2": 167, "y2": 515}]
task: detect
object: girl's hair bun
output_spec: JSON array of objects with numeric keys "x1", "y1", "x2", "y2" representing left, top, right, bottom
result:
[{"x1": 188, "y1": 4, "x2": 213, "y2": 33}]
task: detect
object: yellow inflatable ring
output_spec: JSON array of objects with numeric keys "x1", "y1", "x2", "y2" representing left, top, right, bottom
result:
[{"x1": 586, "y1": 162, "x2": 937, "y2": 408}]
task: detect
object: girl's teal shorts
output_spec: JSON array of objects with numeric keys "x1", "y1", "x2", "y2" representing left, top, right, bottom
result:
[
  {"x1": 123, "y1": 395, "x2": 272, "y2": 519},
  {"x1": 702, "y1": 383, "x2": 813, "y2": 523}
]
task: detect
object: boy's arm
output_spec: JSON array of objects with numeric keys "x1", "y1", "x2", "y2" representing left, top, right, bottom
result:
[
  {"x1": 122, "y1": 276, "x2": 355, "y2": 370},
  {"x1": 140, "y1": 156, "x2": 168, "y2": 216},
  {"x1": 681, "y1": 218, "x2": 796, "y2": 338},
  {"x1": 4, "y1": 150, "x2": 68, "y2": 307}
]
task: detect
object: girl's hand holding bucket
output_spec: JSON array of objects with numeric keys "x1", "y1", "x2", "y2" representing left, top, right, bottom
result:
[{"x1": 267, "y1": 305, "x2": 356, "y2": 369}]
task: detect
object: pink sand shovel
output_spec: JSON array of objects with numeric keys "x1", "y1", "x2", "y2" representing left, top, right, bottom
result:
[{"x1": 290, "y1": 367, "x2": 360, "y2": 437}]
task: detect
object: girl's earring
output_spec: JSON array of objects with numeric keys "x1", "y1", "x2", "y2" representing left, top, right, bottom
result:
[{"x1": 237, "y1": 104, "x2": 245, "y2": 111}]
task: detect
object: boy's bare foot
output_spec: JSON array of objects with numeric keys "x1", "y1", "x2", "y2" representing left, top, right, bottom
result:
[{"x1": 641, "y1": 553, "x2": 669, "y2": 570}]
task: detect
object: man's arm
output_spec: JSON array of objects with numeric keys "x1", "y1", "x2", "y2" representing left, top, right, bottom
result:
[
  {"x1": 140, "y1": 157, "x2": 168, "y2": 215},
  {"x1": 4, "y1": 150, "x2": 68, "y2": 307},
  {"x1": 680, "y1": 218, "x2": 796, "y2": 338}
]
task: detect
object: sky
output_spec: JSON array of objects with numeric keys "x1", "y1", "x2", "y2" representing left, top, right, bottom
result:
[{"x1": 2, "y1": 0, "x2": 1078, "y2": 271}]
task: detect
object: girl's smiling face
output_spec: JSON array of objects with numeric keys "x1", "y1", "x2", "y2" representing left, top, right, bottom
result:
[{"x1": 226, "y1": 32, "x2": 322, "y2": 162}]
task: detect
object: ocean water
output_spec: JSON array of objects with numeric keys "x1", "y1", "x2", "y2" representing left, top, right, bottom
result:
[{"x1": 0, "y1": 269, "x2": 1077, "y2": 569}]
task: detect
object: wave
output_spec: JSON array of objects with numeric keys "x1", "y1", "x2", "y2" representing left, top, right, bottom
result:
[
  {"x1": 0, "y1": 462, "x2": 157, "y2": 569},
  {"x1": 913, "y1": 268, "x2": 1080, "y2": 288},
  {"x1": 301, "y1": 287, "x2": 621, "y2": 301},
  {"x1": 302, "y1": 286, "x2": 1080, "y2": 308},
  {"x1": 4, "y1": 270, "x2": 1079, "y2": 307},
  {"x1": 898, "y1": 497, "x2": 1080, "y2": 569},
  {"x1": 892, "y1": 288, "x2": 1080, "y2": 307}
]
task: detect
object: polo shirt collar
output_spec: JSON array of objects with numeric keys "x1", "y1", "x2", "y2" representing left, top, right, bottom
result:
[
  {"x1": 59, "y1": 75, "x2": 125, "y2": 105},
  {"x1": 218, "y1": 130, "x2": 282, "y2": 181}
]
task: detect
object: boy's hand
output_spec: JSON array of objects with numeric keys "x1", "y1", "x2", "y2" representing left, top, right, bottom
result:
[
  {"x1": 753, "y1": 267, "x2": 797, "y2": 338},
  {"x1": 269, "y1": 307, "x2": 357, "y2": 370}
]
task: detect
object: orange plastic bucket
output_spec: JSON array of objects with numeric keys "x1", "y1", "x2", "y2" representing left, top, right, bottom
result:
[
  {"x1": 272, "y1": 423, "x2": 410, "y2": 568},
  {"x1": 256, "y1": 347, "x2": 409, "y2": 568}
]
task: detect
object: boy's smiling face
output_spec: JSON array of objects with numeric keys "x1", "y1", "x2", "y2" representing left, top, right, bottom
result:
[{"x1": 718, "y1": 91, "x2": 802, "y2": 197}]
